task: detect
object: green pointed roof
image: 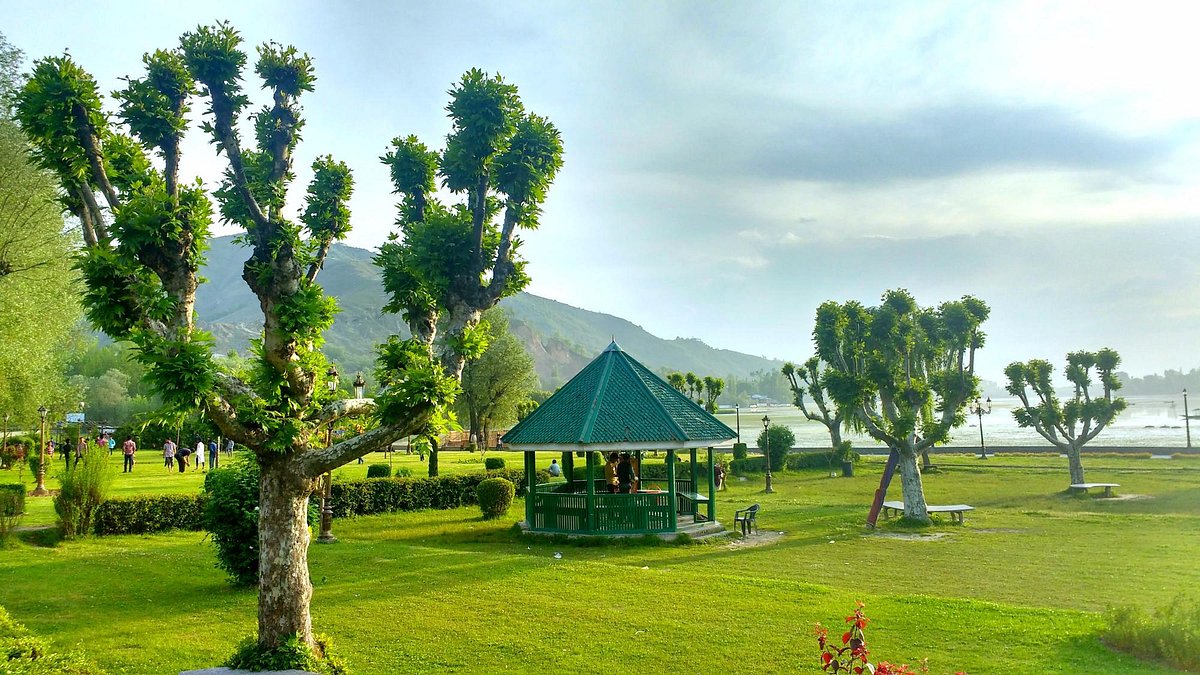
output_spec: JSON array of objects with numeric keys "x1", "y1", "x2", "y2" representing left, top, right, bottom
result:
[{"x1": 502, "y1": 341, "x2": 736, "y2": 451}]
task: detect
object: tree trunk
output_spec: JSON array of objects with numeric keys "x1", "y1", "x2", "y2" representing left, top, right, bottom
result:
[
  {"x1": 428, "y1": 439, "x2": 439, "y2": 477},
  {"x1": 920, "y1": 449, "x2": 933, "y2": 470},
  {"x1": 257, "y1": 457, "x2": 318, "y2": 650},
  {"x1": 1067, "y1": 440, "x2": 1085, "y2": 484},
  {"x1": 896, "y1": 449, "x2": 930, "y2": 522},
  {"x1": 829, "y1": 426, "x2": 842, "y2": 449}
]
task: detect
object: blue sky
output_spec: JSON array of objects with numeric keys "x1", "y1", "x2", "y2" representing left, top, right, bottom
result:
[{"x1": 6, "y1": 1, "x2": 1199, "y2": 382}]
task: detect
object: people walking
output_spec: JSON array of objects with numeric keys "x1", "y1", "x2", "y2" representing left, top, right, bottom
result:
[
  {"x1": 208, "y1": 439, "x2": 219, "y2": 470},
  {"x1": 163, "y1": 438, "x2": 176, "y2": 469},
  {"x1": 224, "y1": 437, "x2": 234, "y2": 456},
  {"x1": 121, "y1": 436, "x2": 136, "y2": 473}
]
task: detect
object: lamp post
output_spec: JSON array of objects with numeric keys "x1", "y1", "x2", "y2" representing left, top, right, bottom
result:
[
  {"x1": 32, "y1": 406, "x2": 49, "y2": 496},
  {"x1": 318, "y1": 366, "x2": 339, "y2": 543},
  {"x1": 1184, "y1": 388, "x2": 1191, "y2": 449},
  {"x1": 762, "y1": 414, "x2": 774, "y2": 494},
  {"x1": 735, "y1": 404, "x2": 741, "y2": 444},
  {"x1": 353, "y1": 372, "x2": 365, "y2": 399},
  {"x1": 969, "y1": 396, "x2": 992, "y2": 459}
]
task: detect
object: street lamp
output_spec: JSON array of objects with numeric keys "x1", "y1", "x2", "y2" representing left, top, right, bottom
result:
[
  {"x1": 969, "y1": 396, "x2": 992, "y2": 459},
  {"x1": 353, "y1": 373, "x2": 365, "y2": 399},
  {"x1": 32, "y1": 406, "x2": 49, "y2": 496},
  {"x1": 735, "y1": 404, "x2": 741, "y2": 444},
  {"x1": 319, "y1": 365, "x2": 339, "y2": 544},
  {"x1": 762, "y1": 414, "x2": 774, "y2": 494},
  {"x1": 1184, "y1": 388, "x2": 1191, "y2": 449}
]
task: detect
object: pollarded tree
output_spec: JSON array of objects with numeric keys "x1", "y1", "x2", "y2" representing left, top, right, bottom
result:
[
  {"x1": 702, "y1": 375, "x2": 723, "y2": 413},
  {"x1": 782, "y1": 357, "x2": 848, "y2": 450},
  {"x1": 1004, "y1": 349, "x2": 1127, "y2": 485},
  {"x1": 667, "y1": 372, "x2": 686, "y2": 394},
  {"x1": 456, "y1": 307, "x2": 537, "y2": 452},
  {"x1": 815, "y1": 289, "x2": 989, "y2": 522},
  {"x1": 15, "y1": 23, "x2": 561, "y2": 658}
]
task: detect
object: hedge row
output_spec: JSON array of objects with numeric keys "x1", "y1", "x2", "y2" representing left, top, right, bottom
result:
[
  {"x1": 730, "y1": 452, "x2": 840, "y2": 474},
  {"x1": 92, "y1": 493, "x2": 206, "y2": 536},
  {"x1": 330, "y1": 468, "x2": 549, "y2": 519},
  {"x1": 0, "y1": 603, "x2": 103, "y2": 673}
]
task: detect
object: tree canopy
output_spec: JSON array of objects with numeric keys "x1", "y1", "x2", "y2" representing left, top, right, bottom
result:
[{"x1": 456, "y1": 307, "x2": 537, "y2": 449}]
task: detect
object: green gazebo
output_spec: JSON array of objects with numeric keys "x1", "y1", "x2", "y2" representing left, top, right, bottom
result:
[{"x1": 503, "y1": 341, "x2": 736, "y2": 536}]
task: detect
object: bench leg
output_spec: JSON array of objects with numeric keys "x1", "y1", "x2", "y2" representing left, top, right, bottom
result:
[{"x1": 1104, "y1": 487, "x2": 1113, "y2": 498}]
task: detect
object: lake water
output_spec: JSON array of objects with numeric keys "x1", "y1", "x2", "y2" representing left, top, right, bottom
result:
[{"x1": 714, "y1": 396, "x2": 1192, "y2": 449}]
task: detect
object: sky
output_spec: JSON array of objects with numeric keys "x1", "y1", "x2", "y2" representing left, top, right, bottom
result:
[{"x1": 6, "y1": 1, "x2": 1200, "y2": 383}]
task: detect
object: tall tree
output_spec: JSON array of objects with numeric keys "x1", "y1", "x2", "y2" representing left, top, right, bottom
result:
[
  {"x1": 815, "y1": 290, "x2": 988, "y2": 522},
  {"x1": 667, "y1": 371, "x2": 686, "y2": 394},
  {"x1": 781, "y1": 357, "x2": 847, "y2": 450},
  {"x1": 15, "y1": 23, "x2": 561, "y2": 659},
  {"x1": 1005, "y1": 349, "x2": 1127, "y2": 484},
  {"x1": 702, "y1": 375, "x2": 723, "y2": 412},
  {"x1": 684, "y1": 372, "x2": 699, "y2": 402},
  {"x1": 456, "y1": 307, "x2": 537, "y2": 451}
]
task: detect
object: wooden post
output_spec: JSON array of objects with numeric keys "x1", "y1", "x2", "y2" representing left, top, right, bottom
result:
[
  {"x1": 666, "y1": 449, "x2": 677, "y2": 532},
  {"x1": 564, "y1": 452, "x2": 574, "y2": 491},
  {"x1": 524, "y1": 451, "x2": 536, "y2": 527},
  {"x1": 689, "y1": 448, "x2": 698, "y2": 516},
  {"x1": 707, "y1": 447, "x2": 716, "y2": 522},
  {"x1": 585, "y1": 451, "x2": 596, "y2": 532}
]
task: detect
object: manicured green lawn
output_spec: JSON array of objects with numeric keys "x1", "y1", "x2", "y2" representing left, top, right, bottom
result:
[{"x1": 1, "y1": 453, "x2": 1197, "y2": 673}]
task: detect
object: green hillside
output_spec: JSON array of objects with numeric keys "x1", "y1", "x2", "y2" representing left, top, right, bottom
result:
[{"x1": 195, "y1": 236, "x2": 782, "y2": 387}]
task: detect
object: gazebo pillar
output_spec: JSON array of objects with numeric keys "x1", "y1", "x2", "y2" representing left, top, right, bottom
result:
[
  {"x1": 524, "y1": 451, "x2": 536, "y2": 526},
  {"x1": 689, "y1": 448, "x2": 699, "y2": 517},
  {"x1": 585, "y1": 450, "x2": 596, "y2": 532},
  {"x1": 666, "y1": 449, "x2": 677, "y2": 531},
  {"x1": 563, "y1": 452, "x2": 574, "y2": 490},
  {"x1": 707, "y1": 447, "x2": 716, "y2": 522}
]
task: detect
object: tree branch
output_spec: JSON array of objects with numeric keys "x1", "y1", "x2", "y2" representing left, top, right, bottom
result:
[
  {"x1": 208, "y1": 84, "x2": 269, "y2": 230},
  {"x1": 296, "y1": 412, "x2": 431, "y2": 478},
  {"x1": 306, "y1": 397, "x2": 375, "y2": 428},
  {"x1": 305, "y1": 238, "x2": 332, "y2": 283},
  {"x1": 71, "y1": 101, "x2": 120, "y2": 211}
]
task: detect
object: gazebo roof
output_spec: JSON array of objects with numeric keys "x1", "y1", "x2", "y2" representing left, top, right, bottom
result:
[{"x1": 502, "y1": 341, "x2": 736, "y2": 451}]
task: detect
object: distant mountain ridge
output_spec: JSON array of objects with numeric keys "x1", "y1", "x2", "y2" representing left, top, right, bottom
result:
[{"x1": 195, "y1": 236, "x2": 783, "y2": 387}]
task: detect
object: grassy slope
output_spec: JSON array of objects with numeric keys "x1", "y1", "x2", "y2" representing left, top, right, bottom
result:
[{"x1": 1, "y1": 454, "x2": 1197, "y2": 673}]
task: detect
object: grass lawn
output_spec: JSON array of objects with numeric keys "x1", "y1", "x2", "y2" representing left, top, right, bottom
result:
[{"x1": 1, "y1": 452, "x2": 1197, "y2": 673}]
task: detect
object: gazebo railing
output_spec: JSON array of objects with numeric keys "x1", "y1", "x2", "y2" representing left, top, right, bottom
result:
[{"x1": 527, "y1": 490, "x2": 674, "y2": 534}]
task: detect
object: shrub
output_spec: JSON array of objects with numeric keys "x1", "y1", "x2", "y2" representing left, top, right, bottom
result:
[
  {"x1": 26, "y1": 452, "x2": 44, "y2": 478},
  {"x1": 0, "y1": 484, "x2": 24, "y2": 546},
  {"x1": 93, "y1": 493, "x2": 205, "y2": 535},
  {"x1": 477, "y1": 477, "x2": 515, "y2": 519},
  {"x1": 330, "y1": 468, "x2": 548, "y2": 519},
  {"x1": 484, "y1": 456, "x2": 506, "y2": 470},
  {"x1": 203, "y1": 457, "x2": 261, "y2": 587},
  {"x1": 756, "y1": 424, "x2": 795, "y2": 471},
  {"x1": 393, "y1": 466, "x2": 412, "y2": 478},
  {"x1": 1103, "y1": 595, "x2": 1200, "y2": 671},
  {"x1": 732, "y1": 442, "x2": 748, "y2": 460},
  {"x1": 366, "y1": 463, "x2": 391, "y2": 478},
  {"x1": 55, "y1": 448, "x2": 114, "y2": 538},
  {"x1": 0, "y1": 604, "x2": 103, "y2": 674},
  {"x1": 226, "y1": 632, "x2": 345, "y2": 675}
]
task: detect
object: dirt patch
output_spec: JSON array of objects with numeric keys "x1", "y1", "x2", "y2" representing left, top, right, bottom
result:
[
  {"x1": 1101, "y1": 493, "x2": 1151, "y2": 502},
  {"x1": 973, "y1": 528, "x2": 1025, "y2": 534},
  {"x1": 867, "y1": 532, "x2": 951, "y2": 541},
  {"x1": 725, "y1": 531, "x2": 784, "y2": 549}
]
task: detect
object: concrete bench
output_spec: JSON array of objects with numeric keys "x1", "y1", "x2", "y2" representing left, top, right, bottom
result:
[
  {"x1": 882, "y1": 500, "x2": 974, "y2": 524},
  {"x1": 1070, "y1": 482, "x2": 1119, "y2": 497}
]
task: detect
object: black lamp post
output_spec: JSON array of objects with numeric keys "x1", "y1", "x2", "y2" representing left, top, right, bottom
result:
[
  {"x1": 353, "y1": 372, "x2": 366, "y2": 399},
  {"x1": 319, "y1": 366, "x2": 339, "y2": 543},
  {"x1": 969, "y1": 396, "x2": 992, "y2": 459},
  {"x1": 762, "y1": 414, "x2": 774, "y2": 494},
  {"x1": 735, "y1": 404, "x2": 741, "y2": 444},
  {"x1": 32, "y1": 406, "x2": 49, "y2": 496},
  {"x1": 1184, "y1": 388, "x2": 1191, "y2": 449}
]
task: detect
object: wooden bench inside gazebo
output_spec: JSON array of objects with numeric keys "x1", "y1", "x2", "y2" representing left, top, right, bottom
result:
[{"x1": 503, "y1": 341, "x2": 736, "y2": 537}]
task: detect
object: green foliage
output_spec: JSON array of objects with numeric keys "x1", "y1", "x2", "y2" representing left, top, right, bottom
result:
[
  {"x1": 756, "y1": 424, "x2": 795, "y2": 470},
  {"x1": 484, "y1": 457, "x2": 506, "y2": 470},
  {"x1": 226, "y1": 632, "x2": 345, "y2": 675},
  {"x1": 301, "y1": 155, "x2": 353, "y2": 242},
  {"x1": 1005, "y1": 348, "x2": 1128, "y2": 449},
  {"x1": 0, "y1": 483, "x2": 24, "y2": 545},
  {"x1": 373, "y1": 336, "x2": 460, "y2": 422},
  {"x1": 329, "y1": 468, "x2": 547, "y2": 518},
  {"x1": 92, "y1": 493, "x2": 205, "y2": 535},
  {"x1": 129, "y1": 332, "x2": 218, "y2": 411},
  {"x1": 1103, "y1": 595, "x2": 1200, "y2": 671},
  {"x1": 457, "y1": 307, "x2": 536, "y2": 447},
  {"x1": 732, "y1": 443, "x2": 748, "y2": 460},
  {"x1": 54, "y1": 448, "x2": 114, "y2": 537},
  {"x1": 366, "y1": 463, "x2": 390, "y2": 478},
  {"x1": 203, "y1": 456, "x2": 261, "y2": 586},
  {"x1": 476, "y1": 477, "x2": 515, "y2": 519},
  {"x1": 0, "y1": 604, "x2": 104, "y2": 674}
]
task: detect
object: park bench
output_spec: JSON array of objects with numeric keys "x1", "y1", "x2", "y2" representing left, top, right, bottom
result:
[
  {"x1": 881, "y1": 500, "x2": 974, "y2": 524},
  {"x1": 734, "y1": 503, "x2": 759, "y2": 535},
  {"x1": 1069, "y1": 482, "x2": 1120, "y2": 497}
]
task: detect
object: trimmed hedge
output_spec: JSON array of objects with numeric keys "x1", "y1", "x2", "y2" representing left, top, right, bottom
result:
[
  {"x1": 0, "y1": 483, "x2": 25, "y2": 516},
  {"x1": 484, "y1": 457, "x2": 506, "y2": 470},
  {"x1": 730, "y1": 452, "x2": 836, "y2": 474},
  {"x1": 93, "y1": 493, "x2": 206, "y2": 536},
  {"x1": 0, "y1": 603, "x2": 103, "y2": 673},
  {"x1": 330, "y1": 468, "x2": 549, "y2": 519},
  {"x1": 366, "y1": 463, "x2": 391, "y2": 478},
  {"x1": 477, "y1": 477, "x2": 515, "y2": 519}
]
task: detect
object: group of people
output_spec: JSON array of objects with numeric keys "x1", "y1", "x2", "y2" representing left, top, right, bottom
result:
[
  {"x1": 162, "y1": 437, "x2": 235, "y2": 473},
  {"x1": 545, "y1": 453, "x2": 728, "y2": 491},
  {"x1": 43, "y1": 433, "x2": 138, "y2": 472}
]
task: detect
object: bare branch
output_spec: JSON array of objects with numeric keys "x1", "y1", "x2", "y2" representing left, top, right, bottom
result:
[
  {"x1": 296, "y1": 412, "x2": 432, "y2": 478},
  {"x1": 306, "y1": 397, "x2": 375, "y2": 428},
  {"x1": 305, "y1": 238, "x2": 332, "y2": 283}
]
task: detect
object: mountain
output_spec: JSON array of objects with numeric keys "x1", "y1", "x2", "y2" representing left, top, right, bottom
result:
[{"x1": 195, "y1": 236, "x2": 783, "y2": 388}]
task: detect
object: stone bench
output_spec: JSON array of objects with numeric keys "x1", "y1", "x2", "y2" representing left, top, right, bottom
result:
[
  {"x1": 882, "y1": 500, "x2": 974, "y2": 524},
  {"x1": 1070, "y1": 482, "x2": 1120, "y2": 497}
]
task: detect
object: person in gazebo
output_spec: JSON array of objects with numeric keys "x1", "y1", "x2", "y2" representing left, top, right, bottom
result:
[
  {"x1": 617, "y1": 453, "x2": 634, "y2": 494},
  {"x1": 605, "y1": 452, "x2": 619, "y2": 493}
]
